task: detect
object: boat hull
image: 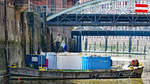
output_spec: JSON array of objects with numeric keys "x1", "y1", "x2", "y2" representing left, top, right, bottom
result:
[{"x1": 9, "y1": 67, "x2": 143, "y2": 79}]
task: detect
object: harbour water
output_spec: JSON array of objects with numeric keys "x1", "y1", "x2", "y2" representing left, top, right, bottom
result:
[
  {"x1": 1, "y1": 79, "x2": 145, "y2": 84},
  {"x1": 1, "y1": 54, "x2": 150, "y2": 84}
]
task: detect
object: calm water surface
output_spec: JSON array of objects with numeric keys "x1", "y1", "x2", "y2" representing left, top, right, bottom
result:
[{"x1": 0, "y1": 78, "x2": 148, "y2": 84}]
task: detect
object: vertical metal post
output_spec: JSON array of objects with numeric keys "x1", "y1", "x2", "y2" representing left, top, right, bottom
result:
[
  {"x1": 99, "y1": 41, "x2": 101, "y2": 47},
  {"x1": 111, "y1": 46, "x2": 112, "y2": 52},
  {"x1": 84, "y1": 38, "x2": 88, "y2": 51},
  {"x1": 116, "y1": 41, "x2": 119, "y2": 52},
  {"x1": 94, "y1": 42, "x2": 96, "y2": 51},
  {"x1": 4, "y1": 0, "x2": 9, "y2": 78},
  {"x1": 77, "y1": 31, "x2": 82, "y2": 52},
  {"x1": 105, "y1": 36, "x2": 108, "y2": 52},
  {"x1": 123, "y1": 42, "x2": 125, "y2": 52},
  {"x1": 144, "y1": 45, "x2": 146, "y2": 54},
  {"x1": 74, "y1": 36, "x2": 78, "y2": 52},
  {"x1": 129, "y1": 36, "x2": 132, "y2": 53},
  {"x1": 78, "y1": 36, "x2": 82, "y2": 52},
  {"x1": 137, "y1": 40, "x2": 139, "y2": 52}
]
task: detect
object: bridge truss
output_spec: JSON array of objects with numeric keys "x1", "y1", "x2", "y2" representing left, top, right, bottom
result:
[{"x1": 47, "y1": 0, "x2": 150, "y2": 26}]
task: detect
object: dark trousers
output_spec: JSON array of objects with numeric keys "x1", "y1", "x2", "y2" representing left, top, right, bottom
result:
[{"x1": 56, "y1": 42, "x2": 60, "y2": 52}]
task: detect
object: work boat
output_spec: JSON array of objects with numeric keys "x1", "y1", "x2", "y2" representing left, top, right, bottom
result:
[
  {"x1": 9, "y1": 66, "x2": 143, "y2": 79},
  {"x1": 9, "y1": 54, "x2": 144, "y2": 79}
]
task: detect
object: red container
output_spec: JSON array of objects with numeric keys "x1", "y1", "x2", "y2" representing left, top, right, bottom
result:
[{"x1": 45, "y1": 59, "x2": 48, "y2": 68}]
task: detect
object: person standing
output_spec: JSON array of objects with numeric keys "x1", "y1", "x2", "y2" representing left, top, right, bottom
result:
[{"x1": 55, "y1": 33, "x2": 62, "y2": 52}]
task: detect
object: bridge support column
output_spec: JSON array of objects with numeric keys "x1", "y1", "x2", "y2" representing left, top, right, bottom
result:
[
  {"x1": 70, "y1": 37, "x2": 75, "y2": 52},
  {"x1": 77, "y1": 36, "x2": 82, "y2": 52},
  {"x1": 105, "y1": 37, "x2": 108, "y2": 52},
  {"x1": 71, "y1": 36, "x2": 77, "y2": 52},
  {"x1": 129, "y1": 37, "x2": 132, "y2": 53},
  {"x1": 84, "y1": 38, "x2": 88, "y2": 52},
  {"x1": 27, "y1": 12, "x2": 35, "y2": 54},
  {"x1": 76, "y1": 36, "x2": 78, "y2": 52}
]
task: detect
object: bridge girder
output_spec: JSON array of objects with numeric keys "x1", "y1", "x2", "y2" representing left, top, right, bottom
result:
[
  {"x1": 47, "y1": 14, "x2": 150, "y2": 26},
  {"x1": 72, "y1": 31, "x2": 150, "y2": 36}
]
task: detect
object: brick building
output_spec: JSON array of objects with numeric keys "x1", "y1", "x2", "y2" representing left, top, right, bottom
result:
[{"x1": 30, "y1": 0, "x2": 79, "y2": 13}]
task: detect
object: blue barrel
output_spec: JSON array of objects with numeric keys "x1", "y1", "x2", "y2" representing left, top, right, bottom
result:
[
  {"x1": 38, "y1": 55, "x2": 46, "y2": 65},
  {"x1": 82, "y1": 56, "x2": 111, "y2": 70}
]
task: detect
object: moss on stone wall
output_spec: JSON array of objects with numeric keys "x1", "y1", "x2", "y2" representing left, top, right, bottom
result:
[{"x1": 0, "y1": 4, "x2": 42, "y2": 72}]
